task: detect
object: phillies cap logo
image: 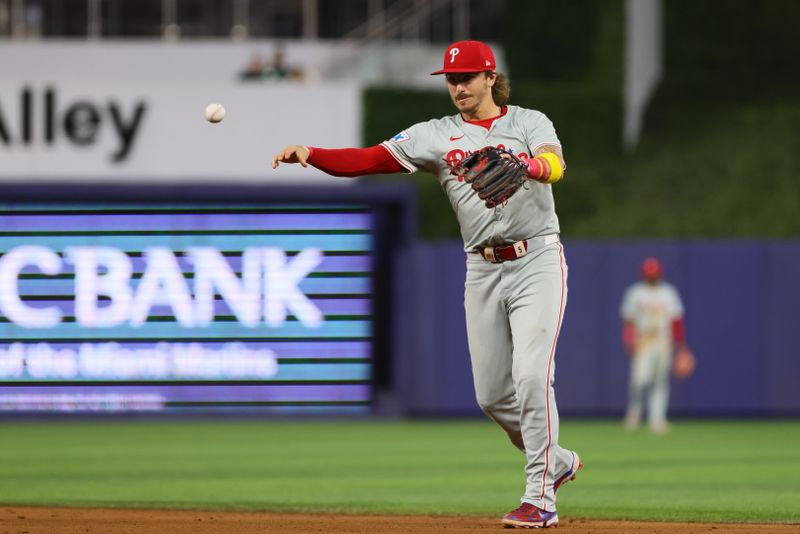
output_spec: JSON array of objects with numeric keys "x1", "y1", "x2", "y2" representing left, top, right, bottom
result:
[
  {"x1": 449, "y1": 47, "x2": 460, "y2": 63},
  {"x1": 431, "y1": 40, "x2": 496, "y2": 75}
]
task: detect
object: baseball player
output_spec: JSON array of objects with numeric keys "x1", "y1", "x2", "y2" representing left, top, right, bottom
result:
[
  {"x1": 620, "y1": 257, "x2": 691, "y2": 434},
  {"x1": 272, "y1": 40, "x2": 581, "y2": 529}
]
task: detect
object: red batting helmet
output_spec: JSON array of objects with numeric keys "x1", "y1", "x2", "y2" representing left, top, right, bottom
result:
[
  {"x1": 641, "y1": 257, "x2": 663, "y2": 280},
  {"x1": 431, "y1": 40, "x2": 497, "y2": 75}
]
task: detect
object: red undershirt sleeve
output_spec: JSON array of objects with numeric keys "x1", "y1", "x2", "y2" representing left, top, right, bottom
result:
[
  {"x1": 306, "y1": 145, "x2": 407, "y2": 177},
  {"x1": 671, "y1": 317, "x2": 686, "y2": 345},
  {"x1": 622, "y1": 321, "x2": 636, "y2": 351}
]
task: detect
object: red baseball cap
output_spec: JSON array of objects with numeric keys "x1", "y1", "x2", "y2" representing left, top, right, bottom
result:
[
  {"x1": 641, "y1": 257, "x2": 663, "y2": 280},
  {"x1": 431, "y1": 40, "x2": 497, "y2": 75}
]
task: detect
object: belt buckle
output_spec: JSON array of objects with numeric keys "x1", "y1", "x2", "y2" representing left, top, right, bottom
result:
[{"x1": 477, "y1": 240, "x2": 529, "y2": 263}]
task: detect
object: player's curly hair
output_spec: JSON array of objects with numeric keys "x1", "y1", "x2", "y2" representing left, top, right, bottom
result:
[{"x1": 492, "y1": 73, "x2": 510, "y2": 106}]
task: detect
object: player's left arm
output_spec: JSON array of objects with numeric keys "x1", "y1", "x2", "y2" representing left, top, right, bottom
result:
[
  {"x1": 671, "y1": 313, "x2": 696, "y2": 379},
  {"x1": 669, "y1": 286, "x2": 687, "y2": 348},
  {"x1": 522, "y1": 111, "x2": 567, "y2": 184},
  {"x1": 671, "y1": 316, "x2": 686, "y2": 347}
]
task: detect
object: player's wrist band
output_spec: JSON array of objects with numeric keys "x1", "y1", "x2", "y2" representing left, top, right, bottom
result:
[
  {"x1": 525, "y1": 157, "x2": 547, "y2": 180},
  {"x1": 538, "y1": 153, "x2": 564, "y2": 184},
  {"x1": 525, "y1": 153, "x2": 564, "y2": 184}
]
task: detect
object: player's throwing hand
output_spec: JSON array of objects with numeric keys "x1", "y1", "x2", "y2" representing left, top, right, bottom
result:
[{"x1": 272, "y1": 145, "x2": 310, "y2": 168}]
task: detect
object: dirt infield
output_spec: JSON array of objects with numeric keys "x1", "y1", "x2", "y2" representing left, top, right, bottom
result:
[{"x1": 2, "y1": 507, "x2": 798, "y2": 533}]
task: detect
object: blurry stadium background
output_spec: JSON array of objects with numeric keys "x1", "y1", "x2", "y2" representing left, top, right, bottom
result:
[{"x1": 1, "y1": 0, "x2": 799, "y2": 528}]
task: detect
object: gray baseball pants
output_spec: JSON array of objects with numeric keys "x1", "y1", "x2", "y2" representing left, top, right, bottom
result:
[{"x1": 464, "y1": 235, "x2": 576, "y2": 512}]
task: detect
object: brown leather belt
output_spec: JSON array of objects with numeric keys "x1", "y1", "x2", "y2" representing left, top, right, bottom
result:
[{"x1": 475, "y1": 234, "x2": 559, "y2": 263}]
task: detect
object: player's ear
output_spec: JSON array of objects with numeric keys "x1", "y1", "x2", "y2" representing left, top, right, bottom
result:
[{"x1": 485, "y1": 71, "x2": 497, "y2": 87}]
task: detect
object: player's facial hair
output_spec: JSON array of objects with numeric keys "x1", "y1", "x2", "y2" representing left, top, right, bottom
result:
[{"x1": 450, "y1": 74, "x2": 492, "y2": 118}]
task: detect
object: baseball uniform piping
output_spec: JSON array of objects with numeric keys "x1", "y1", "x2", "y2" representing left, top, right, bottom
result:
[
  {"x1": 539, "y1": 241, "x2": 566, "y2": 502},
  {"x1": 379, "y1": 142, "x2": 417, "y2": 173}
]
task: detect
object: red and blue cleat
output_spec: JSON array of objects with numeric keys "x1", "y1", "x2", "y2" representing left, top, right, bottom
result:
[
  {"x1": 502, "y1": 453, "x2": 583, "y2": 528},
  {"x1": 501, "y1": 503, "x2": 558, "y2": 529}
]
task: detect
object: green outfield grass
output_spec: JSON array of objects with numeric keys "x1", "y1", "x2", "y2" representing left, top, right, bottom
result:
[{"x1": 0, "y1": 419, "x2": 798, "y2": 523}]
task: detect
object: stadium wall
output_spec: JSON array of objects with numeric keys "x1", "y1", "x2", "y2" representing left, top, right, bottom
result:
[{"x1": 391, "y1": 239, "x2": 800, "y2": 417}]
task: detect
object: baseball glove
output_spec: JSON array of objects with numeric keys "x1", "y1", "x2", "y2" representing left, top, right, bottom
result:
[
  {"x1": 672, "y1": 346, "x2": 696, "y2": 380},
  {"x1": 448, "y1": 146, "x2": 529, "y2": 208}
]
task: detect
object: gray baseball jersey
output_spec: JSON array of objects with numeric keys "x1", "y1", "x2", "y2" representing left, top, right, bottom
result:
[
  {"x1": 381, "y1": 105, "x2": 561, "y2": 252},
  {"x1": 620, "y1": 282, "x2": 684, "y2": 350},
  {"x1": 382, "y1": 105, "x2": 576, "y2": 512}
]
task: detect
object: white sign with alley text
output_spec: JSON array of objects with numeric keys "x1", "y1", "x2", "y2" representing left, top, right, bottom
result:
[{"x1": 0, "y1": 42, "x2": 362, "y2": 183}]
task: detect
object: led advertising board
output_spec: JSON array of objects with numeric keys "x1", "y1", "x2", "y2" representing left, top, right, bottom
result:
[{"x1": 0, "y1": 201, "x2": 375, "y2": 414}]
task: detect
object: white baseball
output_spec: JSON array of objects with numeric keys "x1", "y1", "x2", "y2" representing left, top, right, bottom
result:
[{"x1": 204, "y1": 103, "x2": 225, "y2": 123}]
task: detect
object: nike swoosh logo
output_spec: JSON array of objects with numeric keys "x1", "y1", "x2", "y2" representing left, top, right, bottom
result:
[{"x1": 449, "y1": 134, "x2": 465, "y2": 141}]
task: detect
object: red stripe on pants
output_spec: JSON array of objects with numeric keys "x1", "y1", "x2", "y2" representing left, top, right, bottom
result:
[{"x1": 540, "y1": 242, "x2": 566, "y2": 502}]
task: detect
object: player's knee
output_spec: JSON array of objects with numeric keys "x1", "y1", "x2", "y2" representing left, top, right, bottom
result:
[
  {"x1": 475, "y1": 392, "x2": 513, "y2": 416},
  {"x1": 512, "y1": 367, "x2": 551, "y2": 394},
  {"x1": 475, "y1": 395, "x2": 498, "y2": 415}
]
